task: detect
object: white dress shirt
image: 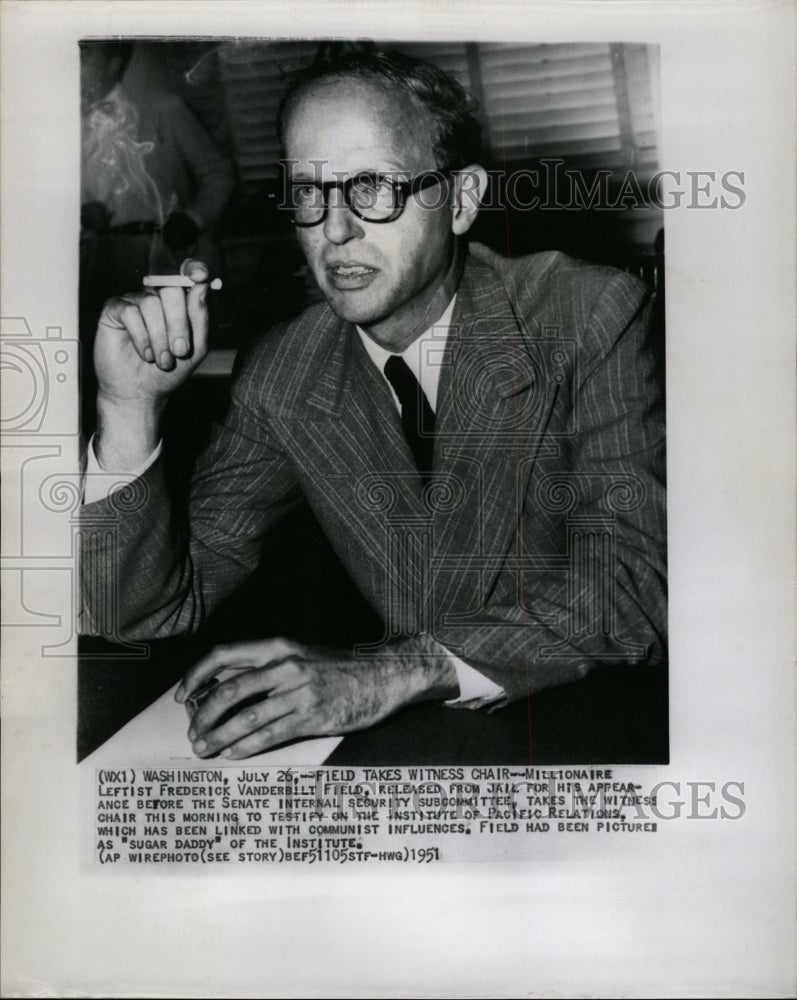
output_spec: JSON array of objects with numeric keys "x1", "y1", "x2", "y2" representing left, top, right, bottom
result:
[{"x1": 355, "y1": 296, "x2": 456, "y2": 413}]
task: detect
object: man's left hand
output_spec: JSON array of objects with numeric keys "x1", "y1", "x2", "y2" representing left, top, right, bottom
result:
[{"x1": 175, "y1": 637, "x2": 458, "y2": 759}]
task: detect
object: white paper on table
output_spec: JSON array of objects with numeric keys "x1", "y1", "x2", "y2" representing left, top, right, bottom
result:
[{"x1": 81, "y1": 682, "x2": 343, "y2": 766}]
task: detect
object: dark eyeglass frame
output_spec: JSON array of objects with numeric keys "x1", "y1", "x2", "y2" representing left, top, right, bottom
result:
[{"x1": 284, "y1": 168, "x2": 452, "y2": 227}]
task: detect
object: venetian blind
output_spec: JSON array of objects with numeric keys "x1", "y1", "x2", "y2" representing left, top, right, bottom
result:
[
  {"x1": 213, "y1": 41, "x2": 659, "y2": 189},
  {"x1": 217, "y1": 40, "x2": 321, "y2": 193},
  {"x1": 478, "y1": 42, "x2": 658, "y2": 179}
]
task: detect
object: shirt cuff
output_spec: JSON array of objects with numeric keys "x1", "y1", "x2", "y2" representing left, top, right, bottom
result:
[
  {"x1": 444, "y1": 650, "x2": 506, "y2": 709},
  {"x1": 82, "y1": 435, "x2": 163, "y2": 505}
]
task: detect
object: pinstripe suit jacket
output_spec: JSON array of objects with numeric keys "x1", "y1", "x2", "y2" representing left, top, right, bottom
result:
[{"x1": 81, "y1": 242, "x2": 667, "y2": 702}]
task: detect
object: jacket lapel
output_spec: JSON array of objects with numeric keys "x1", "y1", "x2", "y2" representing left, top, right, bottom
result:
[
  {"x1": 305, "y1": 319, "x2": 427, "y2": 513},
  {"x1": 299, "y1": 315, "x2": 429, "y2": 622},
  {"x1": 430, "y1": 253, "x2": 561, "y2": 619}
]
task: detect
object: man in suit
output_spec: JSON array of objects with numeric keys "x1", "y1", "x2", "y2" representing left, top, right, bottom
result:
[{"x1": 81, "y1": 49, "x2": 666, "y2": 760}]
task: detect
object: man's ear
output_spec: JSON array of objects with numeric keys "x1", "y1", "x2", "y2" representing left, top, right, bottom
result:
[{"x1": 451, "y1": 165, "x2": 488, "y2": 236}]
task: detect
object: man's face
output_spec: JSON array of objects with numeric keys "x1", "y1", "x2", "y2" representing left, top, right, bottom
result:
[{"x1": 282, "y1": 78, "x2": 458, "y2": 349}]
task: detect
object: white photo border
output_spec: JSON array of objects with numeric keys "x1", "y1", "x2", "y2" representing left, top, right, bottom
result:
[{"x1": 1, "y1": 1, "x2": 795, "y2": 996}]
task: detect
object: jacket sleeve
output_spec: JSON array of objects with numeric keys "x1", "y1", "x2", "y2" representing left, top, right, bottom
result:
[
  {"x1": 79, "y1": 357, "x2": 302, "y2": 641},
  {"x1": 422, "y1": 271, "x2": 667, "y2": 704}
]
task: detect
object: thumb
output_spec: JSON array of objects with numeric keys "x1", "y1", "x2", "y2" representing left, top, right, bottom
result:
[
  {"x1": 96, "y1": 296, "x2": 155, "y2": 364},
  {"x1": 180, "y1": 258, "x2": 210, "y2": 284}
]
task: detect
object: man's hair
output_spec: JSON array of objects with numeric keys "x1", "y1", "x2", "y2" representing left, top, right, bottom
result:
[{"x1": 277, "y1": 44, "x2": 483, "y2": 171}]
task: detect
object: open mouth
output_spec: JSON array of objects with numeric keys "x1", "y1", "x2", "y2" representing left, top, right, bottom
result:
[{"x1": 326, "y1": 263, "x2": 379, "y2": 289}]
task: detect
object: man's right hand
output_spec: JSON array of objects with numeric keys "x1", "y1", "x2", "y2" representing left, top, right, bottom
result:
[
  {"x1": 92, "y1": 259, "x2": 210, "y2": 472},
  {"x1": 96, "y1": 258, "x2": 210, "y2": 403}
]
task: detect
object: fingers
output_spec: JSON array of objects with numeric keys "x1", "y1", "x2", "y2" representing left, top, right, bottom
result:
[
  {"x1": 218, "y1": 708, "x2": 303, "y2": 759},
  {"x1": 159, "y1": 287, "x2": 192, "y2": 360},
  {"x1": 138, "y1": 292, "x2": 174, "y2": 369},
  {"x1": 98, "y1": 260, "x2": 213, "y2": 371},
  {"x1": 190, "y1": 689, "x2": 302, "y2": 758},
  {"x1": 175, "y1": 637, "x2": 305, "y2": 702},
  {"x1": 188, "y1": 663, "x2": 286, "y2": 737},
  {"x1": 181, "y1": 259, "x2": 210, "y2": 362},
  {"x1": 139, "y1": 284, "x2": 201, "y2": 369},
  {"x1": 100, "y1": 297, "x2": 155, "y2": 363},
  {"x1": 184, "y1": 650, "x2": 365, "y2": 759}
]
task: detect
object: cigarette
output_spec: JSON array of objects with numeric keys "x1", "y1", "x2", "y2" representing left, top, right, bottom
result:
[{"x1": 143, "y1": 275, "x2": 223, "y2": 290}]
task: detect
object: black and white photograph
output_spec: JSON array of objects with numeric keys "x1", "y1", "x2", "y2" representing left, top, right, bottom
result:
[
  {"x1": 77, "y1": 37, "x2": 668, "y2": 769},
  {"x1": 1, "y1": 1, "x2": 794, "y2": 996}
]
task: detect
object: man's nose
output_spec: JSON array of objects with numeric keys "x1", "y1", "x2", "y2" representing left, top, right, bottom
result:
[{"x1": 322, "y1": 188, "x2": 364, "y2": 244}]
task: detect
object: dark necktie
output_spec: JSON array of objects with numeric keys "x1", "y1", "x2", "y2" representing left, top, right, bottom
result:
[{"x1": 383, "y1": 355, "x2": 436, "y2": 486}]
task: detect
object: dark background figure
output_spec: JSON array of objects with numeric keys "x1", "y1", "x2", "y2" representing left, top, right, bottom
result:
[{"x1": 79, "y1": 40, "x2": 235, "y2": 435}]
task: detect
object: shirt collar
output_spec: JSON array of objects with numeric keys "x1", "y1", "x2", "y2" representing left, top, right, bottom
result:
[{"x1": 355, "y1": 294, "x2": 457, "y2": 413}]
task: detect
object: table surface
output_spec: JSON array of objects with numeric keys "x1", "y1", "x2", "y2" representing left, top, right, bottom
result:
[{"x1": 80, "y1": 642, "x2": 668, "y2": 766}]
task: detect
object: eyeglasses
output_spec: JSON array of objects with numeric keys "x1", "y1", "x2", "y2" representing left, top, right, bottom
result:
[{"x1": 283, "y1": 169, "x2": 451, "y2": 227}]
